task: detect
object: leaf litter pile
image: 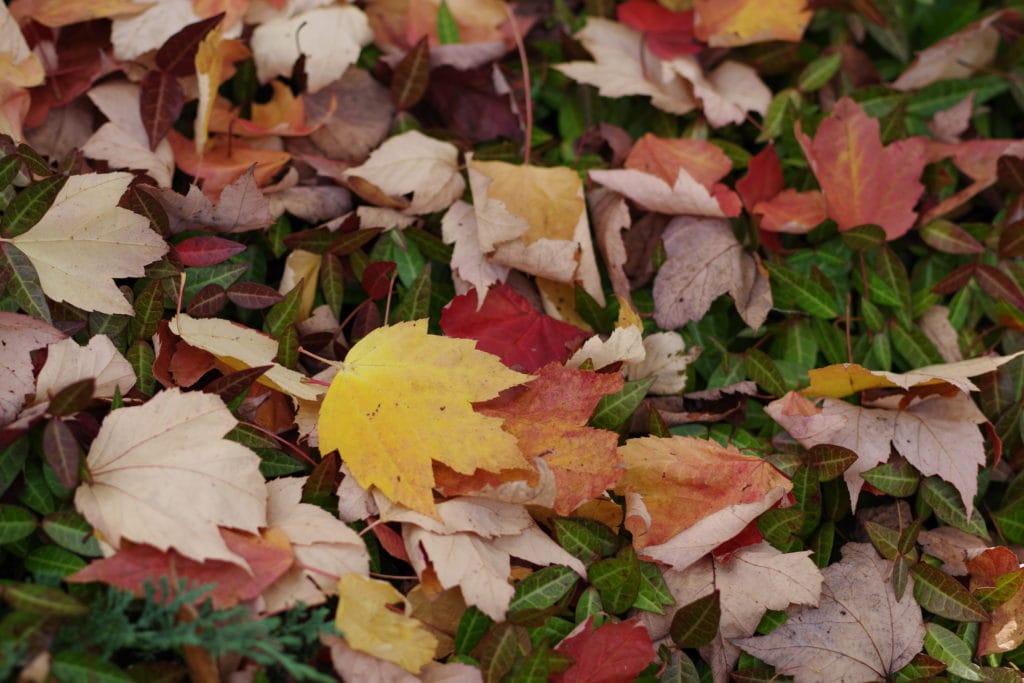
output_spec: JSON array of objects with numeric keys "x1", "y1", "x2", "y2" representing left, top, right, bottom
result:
[{"x1": 4, "y1": 1, "x2": 1024, "y2": 681}]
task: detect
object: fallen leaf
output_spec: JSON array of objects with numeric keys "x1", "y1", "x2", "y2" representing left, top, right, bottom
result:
[
  {"x1": 344, "y1": 131, "x2": 465, "y2": 215},
  {"x1": 552, "y1": 617, "x2": 655, "y2": 683},
  {"x1": 567, "y1": 302, "x2": 646, "y2": 371},
  {"x1": 652, "y1": 216, "x2": 772, "y2": 331},
  {"x1": 279, "y1": 249, "x2": 319, "y2": 320},
  {"x1": 917, "y1": 526, "x2": 988, "y2": 576},
  {"x1": 617, "y1": 0, "x2": 699, "y2": 60},
  {"x1": 381, "y1": 496, "x2": 585, "y2": 621},
  {"x1": 588, "y1": 188, "x2": 633, "y2": 307},
  {"x1": 322, "y1": 633, "x2": 419, "y2": 683},
  {"x1": 74, "y1": 388, "x2": 267, "y2": 566},
  {"x1": 33, "y1": 334, "x2": 134, "y2": 404},
  {"x1": 209, "y1": 82, "x2": 326, "y2": 138},
  {"x1": 261, "y1": 477, "x2": 370, "y2": 613},
  {"x1": 440, "y1": 284, "x2": 589, "y2": 372},
  {"x1": 167, "y1": 129, "x2": 291, "y2": 199},
  {"x1": 802, "y1": 351, "x2": 1024, "y2": 398},
  {"x1": 9, "y1": 0, "x2": 149, "y2": 27},
  {"x1": 966, "y1": 547, "x2": 1024, "y2": 655},
  {"x1": 437, "y1": 363, "x2": 624, "y2": 515},
  {"x1": 922, "y1": 138, "x2": 1024, "y2": 221},
  {"x1": 467, "y1": 156, "x2": 604, "y2": 304},
  {"x1": 67, "y1": 529, "x2": 293, "y2": 610},
  {"x1": 318, "y1": 319, "x2": 532, "y2": 516},
  {"x1": 110, "y1": 0, "x2": 204, "y2": 62},
  {"x1": 169, "y1": 313, "x2": 322, "y2": 401},
  {"x1": 625, "y1": 331, "x2": 697, "y2": 395},
  {"x1": 893, "y1": 11, "x2": 1007, "y2": 91},
  {"x1": 767, "y1": 391, "x2": 989, "y2": 514},
  {"x1": 304, "y1": 67, "x2": 395, "y2": 163},
  {"x1": 335, "y1": 572, "x2": 438, "y2": 674},
  {"x1": 640, "y1": 543, "x2": 822, "y2": 682},
  {"x1": 251, "y1": 5, "x2": 373, "y2": 93},
  {"x1": 795, "y1": 97, "x2": 926, "y2": 239},
  {"x1": 556, "y1": 18, "x2": 769, "y2": 125},
  {"x1": 442, "y1": 200, "x2": 510, "y2": 299},
  {"x1": 3, "y1": 172, "x2": 169, "y2": 315},
  {"x1": 616, "y1": 435, "x2": 791, "y2": 549},
  {"x1": 735, "y1": 543, "x2": 926, "y2": 682},
  {"x1": 145, "y1": 167, "x2": 275, "y2": 233},
  {"x1": 81, "y1": 80, "x2": 175, "y2": 187},
  {"x1": 694, "y1": 0, "x2": 812, "y2": 46},
  {"x1": 928, "y1": 95, "x2": 975, "y2": 144},
  {"x1": 0, "y1": 312, "x2": 64, "y2": 426}
]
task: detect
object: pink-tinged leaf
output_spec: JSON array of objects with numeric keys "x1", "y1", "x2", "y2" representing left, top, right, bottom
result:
[
  {"x1": 617, "y1": 0, "x2": 700, "y2": 59},
  {"x1": 999, "y1": 221, "x2": 1024, "y2": 258},
  {"x1": 973, "y1": 265, "x2": 1024, "y2": 309},
  {"x1": 736, "y1": 144, "x2": 785, "y2": 212},
  {"x1": 440, "y1": 285, "x2": 590, "y2": 372},
  {"x1": 755, "y1": 189, "x2": 827, "y2": 233},
  {"x1": 931, "y1": 264, "x2": 976, "y2": 295},
  {"x1": 68, "y1": 529, "x2": 293, "y2": 609},
  {"x1": 43, "y1": 418, "x2": 81, "y2": 490},
  {"x1": 155, "y1": 13, "x2": 226, "y2": 77},
  {"x1": 361, "y1": 261, "x2": 396, "y2": 301},
  {"x1": 553, "y1": 617, "x2": 656, "y2": 683},
  {"x1": 795, "y1": 97, "x2": 926, "y2": 240},
  {"x1": 139, "y1": 70, "x2": 184, "y2": 151},
  {"x1": 175, "y1": 236, "x2": 246, "y2": 267},
  {"x1": 919, "y1": 220, "x2": 985, "y2": 255},
  {"x1": 186, "y1": 284, "x2": 227, "y2": 318},
  {"x1": 226, "y1": 282, "x2": 285, "y2": 309}
]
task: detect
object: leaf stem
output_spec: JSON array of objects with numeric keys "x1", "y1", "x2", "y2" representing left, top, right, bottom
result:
[{"x1": 505, "y1": 5, "x2": 533, "y2": 165}]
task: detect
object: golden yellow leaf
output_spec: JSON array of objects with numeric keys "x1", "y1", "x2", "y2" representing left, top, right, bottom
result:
[
  {"x1": 193, "y1": 20, "x2": 224, "y2": 154},
  {"x1": 318, "y1": 320, "x2": 532, "y2": 516},
  {"x1": 695, "y1": 0, "x2": 812, "y2": 47},
  {"x1": 802, "y1": 351, "x2": 1024, "y2": 398},
  {"x1": 335, "y1": 573, "x2": 437, "y2": 674}
]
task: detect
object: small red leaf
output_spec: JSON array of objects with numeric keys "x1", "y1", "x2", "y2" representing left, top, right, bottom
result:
[
  {"x1": 999, "y1": 221, "x2": 1024, "y2": 258},
  {"x1": 930, "y1": 263, "x2": 975, "y2": 295},
  {"x1": 155, "y1": 13, "x2": 226, "y2": 76},
  {"x1": 186, "y1": 284, "x2": 227, "y2": 318},
  {"x1": 203, "y1": 365, "x2": 273, "y2": 403},
  {"x1": 140, "y1": 70, "x2": 184, "y2": 151},
  {"x1": 617, "y1": 0, "x2": 700, "y2": 60},
  {"x1": 974, "y1": 264, "x2": 1024, "y2": 309},
  {"x1": 362, "y1": 261, "x2": 396, "y2": 300},
  {"x1": 226, "y1": 282, "x2": 285, "y2": 309},
  {"x1": 553, "y1": 617, "x2": 656, "y2": 683},
  {"x1": 175, "y1": 236, "x2": 246, "y2": 267},
  {"x1": 43, "y1": 419, "x2": 81, "y2": 490},
  {"x1": 440, "y1": 285, "x2": 590, "y2": 372}
]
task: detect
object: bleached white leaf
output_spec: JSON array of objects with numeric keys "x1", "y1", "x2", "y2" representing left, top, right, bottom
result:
[
  {"x1": 34, "y1": 335, "x2": 134, "y2": 403},
  {"x1": 345, "y1": 131, "x2": 465, "y2": 215},
  {"x1": 0, "y1": 312, "x2": 64, "y2": 426},
  {"x1": 83, "y1": 81, "x2": 174, "y2": 187},
  {"x1": 74, "y1": 389, "x2": 267, "y2": 566},
  {"x1": 6, "y1": 172, "x2": 168, "y2": 315},
  {"x1": 442, "y1": 200, "x2": 509, "y2": 301},
  {"x1": 251, "y1": 6, "x2": 373, "y2": 93}
]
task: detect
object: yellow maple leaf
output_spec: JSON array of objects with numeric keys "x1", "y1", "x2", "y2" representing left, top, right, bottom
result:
[
  {"x1": 695, "y1": 0, "x2": 812, "y2": 47},
  {"x1": 318, "y1": 320, "x2": 532, "y2": 516},
  {"x1": 335, "y1": 573, "x2": 437, "y2": 673}
]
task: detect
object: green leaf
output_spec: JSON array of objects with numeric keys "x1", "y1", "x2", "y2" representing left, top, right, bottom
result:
[
  {"x1": 553, "y1": 517, "x2": 621, "y2": 565},
  {"x1": 745, "y1": 348, "x2": 787, "y2": 397},
  {"x1": 264, "y1": 280, "x2": 303, "y2": 338},
  {"x1": 126, "y1": 340, "x2": 156, "y2": 396},
  {"x1": 574, "y1": 283, "x2": 613, "y2": 333},
  {"x1": 894, "y1": 653, "x2": 948, "y2": 682},
  {"x1": 589, "y1": 377, "x2": 653, "y2": 431},
  {"x1": 131, "y1": 280, "x2": 164, "y2": 342},
  {"x1": 923, "y1": 623, "x2": 984, "y2": 681},
  {"x1": 50, "y1": 652, "x2": 133, "y2": 682},
  {"x1": 906, "y1": 75, "x2": 1007, "y2": 117},
  {"x1": 1, "y1": 175, "x2": 67, "y2": 238},
  {"x1": 797, "y1": 52, "x2": 842, "y2": 92},
  {"x1": 634, "y1": 560, "x2": 675, "y2": 614},
  {"x1": 811, "y1": 317, "x2": 847, "y2": 365},
  {"x1": 41, "y1": 509, "x2": 102, "y2": 557},
  {"x1": 864, "y1": 520, "x2": 900, "y2": 560},
  {"x1": 393, "y1": 263, "x2": 432, "y2": 322},
  {"x1": 840, "y1": 224, "x2": 887, "y2": 251},
  {"x1": 809, "y1": 520, "x2": 834, "y2": 568},
  {"x1": 757, "y1": 508, "x2": 803, "y2": 547},
  {"x1": 659, "y1": 651, "x2": 701, "y2": 683},
  {"x1": 256, "y1": 449, "x2": 306, "y2": 478},
  {"x1": 872, "y1": 245, "x2": 912, "y2": 316},
  {"x1": 890, "y1": 320, "x2": 943, "y2": 367},
  {"x1": 509, "y1": 565, "x2": 579, "y2": 614},
  {"x1": 455, "y1": 606, "x2": 493, "y2": 656},
  {"x1": 25, "y1": 545, "x2": 86, "y2": 578},
  {"x1": 0, "y1": 438, "x2": 28, "y2": 498},
  {"x1": 920, "y1": 477, "x2": 989, "y2": 539},
  {"x1": 471, "y1": 623, "x2": 530, "y2": 683},
  {"x1": 806, "y1": 444, "x2": 857, "y2": 481},
  {"x1": 862, "y1": 458, "x2": 919, "y2": 497},
  {"x1": 436, "y1": 0, "x2": 461, "y2": 44},
  {"x1": 0, "y1": 582, "x2": 88, "y2": 617},
  {"x1": 911, "y1": 561, "x2": 988, "y2": 622},
  {"x1": 588, "y1": 548, "x2": 641, "y2": 614},
  {"x1": 975, "y1": 570, "x2": 1024, "y2": 610},
  {"x1": 319, "y1": 253, "x2": 345, "y2": 319},
  {"x1": 0, "y1": 242, "x2": 51, "y2": 322},
  {"x1": 574, "y1": 586, "x2": 604, "y2": 625},
  {"x1": 765, "y1": 262, "x2": 839, "y2": 318},
  {"x1": 670, "y1": 590, "x2": 721, "y2": 649},
  {"x1": 0, "y1": 504, "x2": 36, "y2": 545},
  {"x1": 183, "y1": 262, "x2": 247, "y2": 300}
]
